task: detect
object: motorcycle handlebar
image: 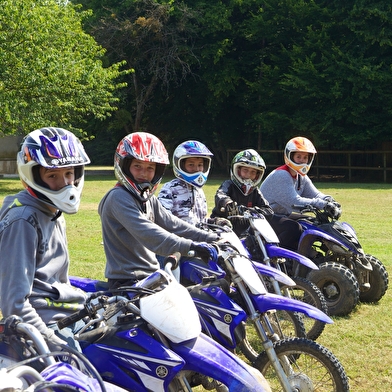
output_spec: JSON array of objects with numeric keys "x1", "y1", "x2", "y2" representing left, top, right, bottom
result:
[{"x1": 57, "y1": 303, "x2": 100, "y2": 330}]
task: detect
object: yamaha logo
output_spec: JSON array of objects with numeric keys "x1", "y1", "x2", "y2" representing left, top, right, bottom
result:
[
  {"x1": 224, "y1": 314, "x2": 233, "y2": 323},
  {"x1": 156, "y1": 365, "x2": 169, "y2": 378}
]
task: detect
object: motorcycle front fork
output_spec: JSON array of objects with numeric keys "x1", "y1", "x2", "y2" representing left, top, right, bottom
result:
[{"x1": 235, "y1": 279, "x2": 294, "y2": 392}]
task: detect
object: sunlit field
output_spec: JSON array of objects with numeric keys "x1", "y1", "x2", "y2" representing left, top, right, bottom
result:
[{"x1": 1, "y1": 170, "x2": 391, "y2": 391}]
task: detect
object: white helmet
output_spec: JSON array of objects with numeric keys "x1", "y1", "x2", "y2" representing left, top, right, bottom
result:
[
  {"x1": 17, "y1": 127, "x2": 90, "y2": 214},
  {"x1": 173, "y1": 140, "x2": 213, "y2": 187},
  {"x1": 284, "y1": 136, "x2": 316, "y2": 176}
]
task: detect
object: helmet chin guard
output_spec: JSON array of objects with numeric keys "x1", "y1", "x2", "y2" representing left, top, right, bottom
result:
[
  {"x1": 17, "y1": 127, "x2": 90, "y2": 214},
  {"x1": 284, "y1": 136, "x2": 316, "y2": 176},
  {"x1": 114, "y1": 132, "x2": 169, "y2": 202},
  {"x1": 231, "y1": 149, "x2": 266, "y2": 195}
]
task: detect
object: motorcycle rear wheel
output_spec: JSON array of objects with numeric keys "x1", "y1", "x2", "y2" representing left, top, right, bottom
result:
[
  {"x1": 281, "y1": 276, "x2": 328, "y2": 341},
  {"x1": 307, "y1": 262, "x2": 359, "y2": 316},
  {"x1": 238, "y1": 310, "x2": 306, "y2": 363},
  {"x1": 359, "y1": 254, "x2": 389, "y2": 303},
  {"x1": 254, "y1": 337, "x2": 350, "y2": 392}
]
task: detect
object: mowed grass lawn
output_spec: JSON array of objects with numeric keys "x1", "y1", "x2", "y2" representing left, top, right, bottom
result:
[{"x1": 1, "y1": 169, "x2": 392, "y2": 391}]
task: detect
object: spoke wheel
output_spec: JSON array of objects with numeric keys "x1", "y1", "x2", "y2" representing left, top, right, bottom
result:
[
  {"x1": 281, "y1": 276, "x2": 328, "y2": 341},
  {"x1": 239, "y1": 310, "x2": 306, "y2": 363},
  {"x1": 254, "y1": 337, "x2": 350, "y2": 392}
]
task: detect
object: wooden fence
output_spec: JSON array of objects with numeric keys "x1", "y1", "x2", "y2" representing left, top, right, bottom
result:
[{"x1": 227, "y1": 150, "x2": 392, "y2": 183}]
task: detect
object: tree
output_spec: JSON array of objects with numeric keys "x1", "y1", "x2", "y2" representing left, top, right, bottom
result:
[
  {"x1": 0, "y1": 0, "x2": 128, "y2": 136},
  {"x1": 79, "y1": 0, "x2": 199, "y2": 132},
  {"x1": 279, "y1": 0, "x2": 392, "y2": 148},
  {"x1": 78, "y1": 0, "x2": 392, "y2": 166}
]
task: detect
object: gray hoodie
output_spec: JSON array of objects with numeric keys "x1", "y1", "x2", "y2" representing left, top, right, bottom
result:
[
  {"x1": 0, "y1": 190, "x2": 87, "y2": 339},
  {"x1": 99, "y1": 185, "x2": 217, "y2": 280}
]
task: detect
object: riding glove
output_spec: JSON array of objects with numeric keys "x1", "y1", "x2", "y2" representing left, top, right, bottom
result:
[{"x1": 188, "y1": 242, "x2": 218, "y2": 263}]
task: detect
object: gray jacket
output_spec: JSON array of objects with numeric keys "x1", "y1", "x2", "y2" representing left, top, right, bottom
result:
[
  {"x1": 99, "y1": 185, "x2": 217, "y2": 280},
  {"x1": 0, "y1": 190, "x2": 87, "y2": 339}
]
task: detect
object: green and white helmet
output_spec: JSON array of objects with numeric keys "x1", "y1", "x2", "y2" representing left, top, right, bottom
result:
[{"x1": 231, "y1": 149, "x2": 266, "y2": 195}]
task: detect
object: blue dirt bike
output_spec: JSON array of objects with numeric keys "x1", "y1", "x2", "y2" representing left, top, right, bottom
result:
[
  {"x1": 66, "y1": 268, "x2": 271, "y2": 391},
  {"x1": 71, "y1": 247, "x2": 348, "y2": 392},
  {"x1": 176, "y1": 233, "x2": 349, "y2": 392},
  {"x1": 223, "y1": 206, "x2": 329, "y2": 341},
  {"x1": 0, "y1": 315, "x2": 125, "y2": 392}
]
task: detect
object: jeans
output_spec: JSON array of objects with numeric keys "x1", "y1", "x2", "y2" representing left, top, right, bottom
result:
[{"x1": 48, "y1": 319, "x2": 86, "y2": 352}]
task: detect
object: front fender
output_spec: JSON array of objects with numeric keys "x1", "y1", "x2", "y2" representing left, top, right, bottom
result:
[
  {"x1": 265, "y1": 244, "x2": 318, "y2": 270},
  {"x1": 171, "y1": 334, "x2": 270, "y2": 391},
  {"x1": 251, "y1": 292, "x2": 332, "y2": 324},
  {"x1": 252, "y1": 261, "x2": 296, "y2": 286},
  {"x1": 297, "y1": 228, "x2": 354, "y2": 256}
]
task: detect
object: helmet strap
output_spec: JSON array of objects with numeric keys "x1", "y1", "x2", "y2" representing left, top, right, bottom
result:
[{"x1": 51, "y1": 210, "x2": 62, "y2": 221}]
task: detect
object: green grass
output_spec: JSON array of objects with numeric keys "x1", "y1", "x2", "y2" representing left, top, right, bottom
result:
[{"x1": 1, "y1": 173, "x2": 392, "y2": 391}]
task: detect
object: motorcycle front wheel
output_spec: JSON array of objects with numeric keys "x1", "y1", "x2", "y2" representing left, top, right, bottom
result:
[
  {"x1": 254, "y1": 337, "x2": 350, "y2": 392},
  {"x1": 239, "y1": 310, "x2": 306, "y2": 363},
  {"x1": 281, "y1": 276, "x2": 328, "y2": 341}
]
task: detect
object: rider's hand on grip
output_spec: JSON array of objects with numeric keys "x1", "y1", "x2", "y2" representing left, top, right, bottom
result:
[
  {"x1": 207, "y1": 217, "x2": 233, "y2": 229},
  {"x1": 223, "y1": 201, "x2": 238, "y2": 216},
  {"x1": 188, "y1": 242, "x2": 218, "y2": 263},
  {"x1": 324, "y1": 202, "x2": 342, "y2": 219}
]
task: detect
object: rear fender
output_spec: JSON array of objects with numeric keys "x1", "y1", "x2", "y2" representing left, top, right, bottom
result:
[
  {"x1": 297, "y1": 228, "x2": 356, "y2": 256},
  {"x1": 251, "y1": 292, "x2": 332, "y2": 324},
  {"x1": 70, "y1": 276, "x2": 108, "y2": 292}
]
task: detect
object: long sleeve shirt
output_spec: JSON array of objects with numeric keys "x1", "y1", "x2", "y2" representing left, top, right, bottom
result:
[
  {"x1": 158, "y1": 178, "x2": 208, "y2": 225},
  {"x1": 99, "y1": 185, "x2": 217, "y2": 280},
  {"x1": 260, "y1": 165, "x2": 329, "y2": 215},
  {"x1": 0, "y1": 190, "x2": 87, "y2": 339}
]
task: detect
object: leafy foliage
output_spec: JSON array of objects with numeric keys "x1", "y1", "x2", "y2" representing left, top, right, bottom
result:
[
  {"x1": 5, "y1": 0, "x2": 390, "y2": 164},
  {"x1": 0, "y1": 0, "x2": 128, "y2": 136}
]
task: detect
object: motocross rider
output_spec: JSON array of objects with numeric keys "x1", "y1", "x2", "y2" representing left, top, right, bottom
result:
[
  {"x1": 99, "y1": 132, "x2": 218, "y2": 290},
  {"x1": 211, "y1": 148, "x2": 303, "y2": 251},
  {"x1": 260, "y1": 136, "x2": 341, "y2": 219},
  {"x1": 0, "y1": 128, "x2": 90, "y2": 351}
]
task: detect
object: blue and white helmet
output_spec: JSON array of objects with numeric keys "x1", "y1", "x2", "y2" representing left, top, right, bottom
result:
[
  {"x1": 173, "y1": 140, "x2": 213, "y2": 187},
  {"x1": 17, "y1": 127, "x2": 90, "y2": 214}
]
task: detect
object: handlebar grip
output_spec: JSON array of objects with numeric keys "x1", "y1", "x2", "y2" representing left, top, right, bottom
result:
[
  {"x1": 164, "y1": 252, "x2": 181, "y2": 270},
  {"x1": 57, "y1": 306, "x2": 90, "y2": 330}
]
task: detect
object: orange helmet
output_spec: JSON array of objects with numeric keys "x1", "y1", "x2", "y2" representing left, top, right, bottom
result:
[{"x1": 284, "y1": 137, "x2": 316, "y2": 176}]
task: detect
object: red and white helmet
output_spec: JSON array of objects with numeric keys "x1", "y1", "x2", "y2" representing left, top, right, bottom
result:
[
  {"x1": 284, "y1": 137, "x2": 316, "y2": 176},
  {"x1": 17, "y1": 127, "x2": 90, "y2": 214},
  {"x1": 114, "y1": 132, "x2": 169, "y2": 202}
]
